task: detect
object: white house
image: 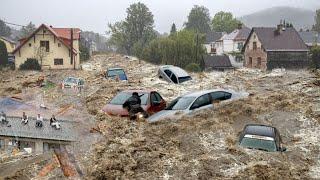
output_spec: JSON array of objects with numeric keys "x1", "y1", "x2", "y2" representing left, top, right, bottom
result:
[{"x1": 203, "y1": 32, "x2": 224, "y2": 54}]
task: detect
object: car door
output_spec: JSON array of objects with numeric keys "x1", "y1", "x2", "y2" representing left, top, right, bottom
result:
[
  {"x1": 189, "y1": 93, "x2": 212, "y2": 112},
  {"x1": 149, "y1": 92, "x2": 166, "y2": 114}
]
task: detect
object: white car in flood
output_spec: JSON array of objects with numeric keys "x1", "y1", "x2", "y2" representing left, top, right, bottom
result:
[
  {"x1": 147, "y1": 89, "x2": 248, "y2": 123},
  {"x1": 158, "y1": 65, "x2": 192, "y2": 84}
]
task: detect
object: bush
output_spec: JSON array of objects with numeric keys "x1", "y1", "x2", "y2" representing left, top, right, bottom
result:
[
  {"x1": 0, "y1": 40, "x2": 8, "y2": 66},
  {"x1": 185, "y1": 63, "x2": 201, "y2": 72},
  {"x1": 311, "y1": 46, "x2": 320, "y2": 69},
  {"x1": 19, "y1": 58, "x2": 41, "y2": 70}
]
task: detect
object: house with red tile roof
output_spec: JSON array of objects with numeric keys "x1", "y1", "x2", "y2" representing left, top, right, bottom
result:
[{"x1": 13, "y1": 24, "x2": 81, "y2": 70}]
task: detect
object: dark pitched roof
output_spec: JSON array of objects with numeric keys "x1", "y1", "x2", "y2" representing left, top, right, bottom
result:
[
  {"x1": 204, "y1": 55, "x2": 233, "y2": 69},
  {"x1": 246, "y1": 27, "x2": 309, "y2": 51},
  {"x1": 0, "y1": 36, "x2": 16, "y2": 44},
  {"x1": 298, "y1": 31, "x2": 320, "y2": 44},
  {"x1": 205, "y1": 32, "x2": 224, "y2": 43},
  {"x1": 0, "y1": 116, "x2": 77, "y2": 142},
  {"x1": 234, "y1": 26, "x2": 251, "y2": 40}
]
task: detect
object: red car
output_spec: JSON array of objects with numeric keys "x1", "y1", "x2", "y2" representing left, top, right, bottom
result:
[{"x1": 102, "y1": 90, "x2": 166, "y2": 116}]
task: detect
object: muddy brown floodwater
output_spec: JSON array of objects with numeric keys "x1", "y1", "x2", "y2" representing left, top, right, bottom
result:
[{"x1": 0, "y1": 54, "x2": 319, "y2": 179}]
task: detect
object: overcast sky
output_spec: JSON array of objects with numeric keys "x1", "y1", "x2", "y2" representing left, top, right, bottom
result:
[{"x1": 1, "y1": 0, "x2": 320, "y2": 35}]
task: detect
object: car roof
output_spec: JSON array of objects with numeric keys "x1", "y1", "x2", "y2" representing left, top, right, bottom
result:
[
  {"x1": 64, "y1": 77, "x2": 82, "y2": 80},
  {"x1": 243, "y1": 124, "x2": 277, "y2": 138},
  {"x1": 121, "y1": 89, "x2": 153, "y2": 93},
  {"x1": 108, "y1": 68, "x2": 124, "y2": 71},
  {"x1": 160, "y1": 65, "x2": 190, "y2": 77},
  {"x1": 182, "y1": 89, "x2": 233, "y2": 98}
]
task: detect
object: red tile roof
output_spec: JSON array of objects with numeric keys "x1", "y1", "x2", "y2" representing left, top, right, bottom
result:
[{"x1": 13, "y1": 24, "x2": 80, "y2": 54}]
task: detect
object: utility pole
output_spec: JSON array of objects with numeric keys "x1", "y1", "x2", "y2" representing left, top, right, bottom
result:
[
  {"x1": 70, "y1": 28, "x2": 75, "y2": 70},
  {"x1": 196, "y1": 31, "x2": 199, "y2": 63}
]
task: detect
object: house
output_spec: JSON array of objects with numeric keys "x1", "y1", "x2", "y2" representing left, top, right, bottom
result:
[
  {"x1": 0, "y1": 36, "x2": 16, "y2": 53},
  {"x1": 298, "y1": 31, "x2": 320, "y2": 48},
  {"x1": 216, "y1": 25, "x2": 251, "y2": 55},
  {"x1": 203, "y1": 32, "x2": 224, "y2": 54},
  {"x1": 204, "y1": 54, "x2": 234, "y2": 71},
  {"x1": 0, "y1": 116, "x2": 76, "y2": 154},
  {"x1": 12, "y1": 24, "x2": 81, "y2": 70},
  {"x1": 243, "y1": 25, "x2": 310, "y2": 70}
]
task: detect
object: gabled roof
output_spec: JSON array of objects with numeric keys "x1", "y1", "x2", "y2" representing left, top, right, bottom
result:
[
  {"x1": 244, "y1": 27, "x2": 309, "y2": 52},
  {"x1": 204, "y1": 55, "x2": 233, "y2": 69},
  {"x1": 298, "y1": 31, "x2": 320, "y2": 44},
  {"x1": 220, "y1": 27, "x2": 251, "y2": 41},
  {"x1": 205, "y1": 32, "x2": 224, "y2": 44},
  {"x1": 0, "y1": 36, "x2": 16, "y2": 44},
  {"x1": 0, "y1": 116, "x2": 77, "y2": 142},
  {"x1": 12, "y1": 24, "x2": 80, "y2": 54}
]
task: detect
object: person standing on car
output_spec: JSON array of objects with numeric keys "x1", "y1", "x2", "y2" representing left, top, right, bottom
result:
[{"x1": 123, "y1": 92, "x2": 148, "y2": 120}]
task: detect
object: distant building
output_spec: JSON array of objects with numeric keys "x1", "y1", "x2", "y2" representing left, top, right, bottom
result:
[
  {"x1": 216, "y1": 25, "x2": 251, "y2": 55},
  {"x1": 0, "y1": 116, "x2": 76, "y2": 154},
  {"x1": 204, "y1": 54, "x2": 234, "y2": 71},
  {"x1": 243, "y1": 25, "x2": 310, "y2": 70},
  {"x1": 298, "y1": 31, "x2": 320, "y2": 48},
  {"x1": 203, "y1": 32, "x2": 224, "y2": 54},
  {"x1": 12, "y1": 24, "x2": 81, "y2": 70},
  {"x1": 0, "y1": 36, "x2": 16, "y2": 53}
]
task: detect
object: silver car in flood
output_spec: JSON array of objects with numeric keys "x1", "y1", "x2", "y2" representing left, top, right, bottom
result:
[
  {"x1": 158, "y1": 65, "x2": 192, "y2": 84},
  {"x1": 147, "y1": 89, "x2": 248, "y2": 123}
]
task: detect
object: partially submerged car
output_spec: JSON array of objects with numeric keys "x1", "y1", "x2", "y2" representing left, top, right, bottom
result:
[
  {"x1": 148, "y1": 89, "x2": 246, "y2": 122},
  {"x1": 239, "y1": 124, "x2": 287, "y2": 152},
  {"x1": 102, "y1": 90, "x2": 166, "y2": 116},
  {"x1": 106, "y1": 68, "x2": 128, "y2": 81},
  {"x1": 158, "y1": 65, "x2": 192, "y2": 84},
  {"x1": 62, "y1": 77, "x2": 84, "y2": 88}
]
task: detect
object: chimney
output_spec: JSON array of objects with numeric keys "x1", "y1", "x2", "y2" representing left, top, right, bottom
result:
[{"x1": 275, "y1": 23, "x2": 284, "y2": 35}]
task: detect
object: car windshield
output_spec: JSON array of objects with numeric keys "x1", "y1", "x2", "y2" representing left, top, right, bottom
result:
[
  {"x1": 165, "y1": 96, "x2": 196, "y2": 110},
  {"x1": 178, "y1": 76, "x2": 192, "y2": 83},
  {"x1": 108, "y1": 69, "x2": 125, "y2": 77},
  {"x1": 64, "y1": 77, "x2": 78, "y2": 84},
  {"x1": 109, "y1": 92, "x2": 148, "y2": 105},
  {"x1": 240, "y1": 136, "x2": 277, "y2": 152}
]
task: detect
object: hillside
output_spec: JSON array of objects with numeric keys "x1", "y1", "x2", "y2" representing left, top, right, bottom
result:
[{"x1": 239, "y1": 6, "x2": 316, "y2": 29}]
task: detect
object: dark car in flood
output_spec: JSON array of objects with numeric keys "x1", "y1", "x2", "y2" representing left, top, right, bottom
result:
[
  {"x1": 239, "y1": 124, "x2": 287, "y2": 152},
  {"x1": 102, "y1": 90, "x2": 166, "y2": 116},
  {"x1": 106, "y1": 68, "x2": 128, "y2": 81}
]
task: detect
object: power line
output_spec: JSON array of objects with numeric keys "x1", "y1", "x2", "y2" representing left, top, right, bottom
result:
[{"x1": 3, "y1": 21, "x2": 25, "y2": 27}]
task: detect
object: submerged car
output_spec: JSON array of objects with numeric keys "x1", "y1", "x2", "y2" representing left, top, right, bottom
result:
[
  {"x1": 62, "y1": 77, "x2": 84, "y2": 88},
  {"x1": 102, "y1": 90, "x2": 166, "y2": 116},
  {"x1": 148, "y1": 89, "x2": 246, "y2": 122},
  {"x1": 239, "y1": 124, "x2": 287, "y2": 152},
  {"x1": 106, "y1": 68, "x2": 128, "y2": 81},
  {"x1": 158, "y1": 65, "x2": 192, "y2": 84}
]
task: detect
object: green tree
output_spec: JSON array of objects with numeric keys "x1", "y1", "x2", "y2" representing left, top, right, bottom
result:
[
  {"x1": 311, "y1": 46, "x2": 320, "y2": 68},
  {"x1": 0, "y1": 40, "x2": 8, "y2": 66},
  {"x1": 185, "y1": 5, "x2": 211, "y2": 33},
  {"x1": 212, "y1": 11, "x2": 242, "y2": 33},
  {"x1": 313, "y1": 9, "x2": 320, "y2": 33},
  {"x1": 20, "y1": 22, "x2": 36, "y2": 38},
  {"x1": 80, "y1": 40, "x2": 90, "y2": 62},
  {"x1": 108, "y1": 2, "x2": 156, "y2": 55},
  {"x1": 170, "y1": 23, "x2": 177, "y2": 35},
  {"x1": 0, "y1": 19, "x2": 11, "y2": 37}
]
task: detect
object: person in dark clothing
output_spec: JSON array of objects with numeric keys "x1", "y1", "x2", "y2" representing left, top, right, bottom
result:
[{"x1": 123, "y1": 92, "x2": 148, "y2": 120}]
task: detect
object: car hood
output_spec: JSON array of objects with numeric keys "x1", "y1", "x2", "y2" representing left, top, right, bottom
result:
[
  {"x1": 147, "y1": 110, "x2": 186, "y2": 123},
  {"x1": 102, "y1": 104, "x2": 146, "y2": 116}
]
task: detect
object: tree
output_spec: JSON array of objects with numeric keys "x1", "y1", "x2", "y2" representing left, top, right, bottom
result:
[
  {"x1": 313, "y1": 9, "x2": 320, "y2": 33},
  {"x1": 20, "y1": 22, "x2": 36, "y2": 38},
  {"x1": 108, "y1": 2, "x2": 156, "y2": 55},
  {"x1": 185, "y1": 5, "x2": 211, "y2": 33},
  {"x1": 0, "y1": 19, "x2": 11, "y2": 37},
  {"x1": 170, "y1": 23, "x2": 177, "y2": 35},
  {"x1": 0, "y1": 40, "x2": 8, "y2": 66},
  {"x1": 311, "y1": 46, "x2": 320, "y2": 68},
  {"x1": 32, "y1": 45, "x2": 50, "y2": 67},
  {"x1": 80, "y1": 39, "x2": 90, "y2": 62},
  {"x1": 212, "y1": 11, "x2": 242, "y2": 33}
]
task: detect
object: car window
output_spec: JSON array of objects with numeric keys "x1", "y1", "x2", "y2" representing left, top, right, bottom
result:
[
  {"x1": 150, "y1": 92, "x2": 160, "y2": 103},
  {"x1": 154, "y1": 92, "x2": 163, "y2": 101},
  {"x1": 240, "y1": 136, "x2": 277, "y2": 152},
  {"x1": 110, "y1": 92, "x2": 148, "y2": 105},
  {"x1": 178, "y1": 76, "x2": 192, "y2": 83},
  {"x1": 108, "y1": 69, "x2": 125, "y2": 77},
  {"x1": 171, "y1": 73, "x2": 178, "y2": 84},
  {"x1": 164, "y1": 69, "x2": 172, "y2": 77},
  {"x1": 190, "y1": 94, "x2": 211, "y2": 110},
  {"x1": 165, "y1": 97, "x2": 196, "y2": 110},
  {"x1": 210, "y1": 91, "x2": 232, "y2": 101}
]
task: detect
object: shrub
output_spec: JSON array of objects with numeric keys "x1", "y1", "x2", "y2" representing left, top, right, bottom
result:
[
  {"x1": 311, "y1": 46, "x2": 320, "y2": 69},
  {"x1": 0, "y1": 40, "x2": 8, "y2": 66},
  {"x1": 185, "y1": 63, "x2": 201, "y2": 72},
  {"x1": 19, "y1": 58, "x2": 41, "y2": 70}
]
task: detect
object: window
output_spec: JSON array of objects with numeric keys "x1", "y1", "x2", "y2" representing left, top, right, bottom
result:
[
  {"x1": 43, "y1": 30, "x2": 46, "y2": 33},
  {"x1": 257, "y1": 57, "x2": 262, "y2": 68},
  {"x1": 58, "y1": 43, "x2": 61, "y2": 47},
  {"x1": 253, "y1": 42, "x2": 257, "y2": 50},
  {"x1": 28, "y1": 43, "x2": 32, "y2": 47},
  {"x1": 40, "y1": 41, "x2": 49, "y2": 52},
  {"x1": 150, "y1": 92, "x2": 162, "y2": 105},
  {"x1": 170, "y1": 73, "x2": 178, "y2": 84},
  {"x1": 0, "y1": 139, "x2": 4, "y2": 149},
  {"x1": 164, "y1": 70, "x2": 172, "y2": 77},
  {"x1": 54, "y1": 58, "x2": 63, "y2": 65},
  {"x1": 210, "y1": 91, "x2": 232, "y2": 101},
  {"x1": 237, "y1": 42, "x2": 243, "y2": 50},
  {"x1": 190, "y1": 94, "x2": 211, "y2": 110}
]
